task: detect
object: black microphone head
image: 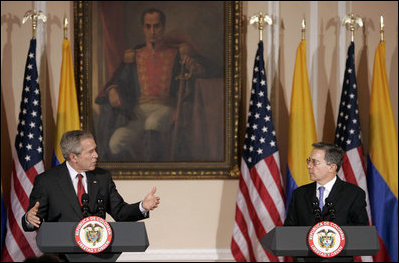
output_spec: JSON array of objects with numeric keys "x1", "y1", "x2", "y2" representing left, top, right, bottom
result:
[
  {"x1": 311, "y1": 199, "x2": 322, "y2": 223},
  {"x1": 81, "y1": 193, "x2": 89, "y2": 203},
  {"x1": 81, "y1": 193, "x2": 90, "y2": 217},
  {"x1": 325, "y1": 199, "x2": 334, "y2": 210},
  {"x1": 96, "y1": 193, "x2": 106, "y2": 219},
  {"x1": 96, "y1": 193, "x2": 104, "y2": 205}
]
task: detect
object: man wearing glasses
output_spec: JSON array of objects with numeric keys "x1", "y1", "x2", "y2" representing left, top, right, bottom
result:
[{"x1": 284, "y1": 142, "x2": 368, "y2": 226}]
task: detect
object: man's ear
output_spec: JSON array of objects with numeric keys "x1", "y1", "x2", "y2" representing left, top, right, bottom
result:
[
  {"x1": 329, "y1": 163, "x2": 338, "y2": 173},
  {"x1": 69, "y1": 153, "x2": 77, "y2": 163}
]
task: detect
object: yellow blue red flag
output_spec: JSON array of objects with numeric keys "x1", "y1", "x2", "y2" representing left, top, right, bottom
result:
[
  {"x1": 367, "y1": 41, "x2": 398, "y2": 262},
  {"x1": 52, "y1": 38, "x2": 81, "y2": 166},
  {"x1": 286, "y1": 40, "x2": 317, "y2": 210}
]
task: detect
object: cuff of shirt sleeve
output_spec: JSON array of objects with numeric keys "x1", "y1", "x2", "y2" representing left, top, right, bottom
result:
[
  {"x1": 139, "y1": 201, "x2": 149, "y2": 216},
  {"x1": 24, "y1": 213, "x2": 35, "y2": 230}
]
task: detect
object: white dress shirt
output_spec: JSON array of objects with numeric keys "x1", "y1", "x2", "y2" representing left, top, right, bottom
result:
[
  {"x1": 66, "y1": 161, "x2": 88, "y2": 194},
  {"x1": 316, "y1": 176, "x2": 337, "y2": 206}
]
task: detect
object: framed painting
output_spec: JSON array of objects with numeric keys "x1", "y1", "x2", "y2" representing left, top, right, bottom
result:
[{"x1": 74, "y1": 1, "x2": 242, "y2": 179}]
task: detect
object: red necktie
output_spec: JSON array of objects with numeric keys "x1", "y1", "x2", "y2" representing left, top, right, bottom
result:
[{"x1": 77, "y1": 174, "x2": 86, "y2": 206}]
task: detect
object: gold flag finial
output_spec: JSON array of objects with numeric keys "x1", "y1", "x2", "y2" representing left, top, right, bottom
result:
[
  {"x1": 342, "y1": 13, "x2": 363, "y2": 42},
  {"x1": 301, "y1": 18, "x2": 306, "y2": 41},
  {"x1": 22, "y1": 10, "x2": 47, "y2": 38},
  {"x1": 380, "y1": 15, "x2": 384, "y2": 42},
  {"x1": 63, "y1": 16, "x2": 69, "y2": 39},
  {"x1": 249, "y1": 12, "x2": 272, "y2": 41}
]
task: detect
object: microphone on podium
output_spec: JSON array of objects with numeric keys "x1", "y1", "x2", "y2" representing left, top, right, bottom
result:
[
  {"x1": 325, "y1": 198, "x2": 336, "y2": 221},
  {"x1": 81, "y1": 193, "x2": 90, "y2": 217},
  {"x1": 312, "y1": 198, "x2": 322, "y2": 223},
  {"x1": 96, "y1": 193, "x2": 106, "y2": 219}
]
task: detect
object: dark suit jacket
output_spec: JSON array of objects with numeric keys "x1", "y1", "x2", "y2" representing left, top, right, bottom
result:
[
  {"x1": 284, "y1": 176, "x2": 368, "y2": 226},
  {"x1": 22, "y1": 162, "x2": 148, "y2": 231}
]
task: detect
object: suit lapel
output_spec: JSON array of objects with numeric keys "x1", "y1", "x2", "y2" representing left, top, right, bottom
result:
[
  {"x1": 321, "y1": 176, "x2": 342, "y2": 215},
  {"x1": 326, "y1": 176, "x2": 343, "y2": 204},
  {"x1": 306, "y1": 183, "x2": 320, "y2": 223},
  {"x1": 307, "y1": 182, "x2": 317, "y2": 204},
  {"x1": 57, "y1": 163, "x2": 82, "y2": 218},
  {"x1": 86, "y1": 171, "x2": 99, "y2": 213}
]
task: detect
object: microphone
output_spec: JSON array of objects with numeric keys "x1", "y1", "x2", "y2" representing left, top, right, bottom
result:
[
  {"x1": 325, "y1": 199, "x2": 336, "y2": 221},
  {"x1": 81, "y1": 193, "x2": 90, "y2": 217},
  {"x1": 312, "y1": 198, "x2": 322, "y2": 223},
  {"x1": 96, "y1": 193, "x2": 105, "y2": 219}
]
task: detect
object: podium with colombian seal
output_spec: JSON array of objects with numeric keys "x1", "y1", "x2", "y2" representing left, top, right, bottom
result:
[
  {"x1": 261, "y1": 225, "x2": 379, "y2": 262},
  {"x1": 36, "y1": 221, "x2": 149, "y2": 262}
]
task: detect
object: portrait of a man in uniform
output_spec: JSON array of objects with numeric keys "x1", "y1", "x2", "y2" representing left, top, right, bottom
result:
[{"x1": 92, "y1": 2, "x2": 224, "y2": 163}]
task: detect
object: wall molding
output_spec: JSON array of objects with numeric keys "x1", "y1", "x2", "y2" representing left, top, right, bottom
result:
[{"x1": 117, "y1": 249, "x2": 234, "y2": 262}]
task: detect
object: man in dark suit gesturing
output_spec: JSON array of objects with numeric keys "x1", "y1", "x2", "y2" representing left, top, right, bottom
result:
[
  {"x1": 284, "y1": 142, "x2": 368, "y2": 226},
  {"x1": 22, "y1": 130, "x2": 160, "y2": 231}
]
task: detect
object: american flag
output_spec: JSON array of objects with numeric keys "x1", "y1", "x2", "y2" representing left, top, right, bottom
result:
[
  {"x1": 231, "y1": 41, "x2": 285, "y2": 262},
  {"x1": 1, "y1": 39, "x2": 44, "y2": 262},
  {"x1": 334, "y1": 42, "x2": 372, "y2": 262}
]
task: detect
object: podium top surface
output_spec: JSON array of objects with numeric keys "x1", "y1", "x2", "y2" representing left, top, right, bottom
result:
[{"x1": 36, "y1": 221, "x2": 149, "y2": 253}]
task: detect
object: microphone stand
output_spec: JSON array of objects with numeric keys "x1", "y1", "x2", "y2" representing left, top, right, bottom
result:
[
  {"x1": 312, "y1": 200, "x2": 322, "y2": 223},
  {"x1": 81, "y1": 194, "x2": 90, "y2": 218},
  {"x1": 325, "y1": 200, "x2": 336, "y2": 222},
  {"x1": 96, "y1": 194, "x2": 105, "y2": 219}
]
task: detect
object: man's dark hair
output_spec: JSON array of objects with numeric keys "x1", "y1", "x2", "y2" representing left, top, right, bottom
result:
[
  {"x1": 141, "y1": 8, "x2": 166, "y2": 26},
  {"x1": 312, "y1": 142, "x2": 345, "y2": 171}
]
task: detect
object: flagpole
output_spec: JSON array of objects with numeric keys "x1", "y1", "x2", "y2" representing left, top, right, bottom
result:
[
  {"x1": 301, "y1": 18, "x2": 306, "y2": 41},
  {"x1": 380, "y1": 15, "x2": 384, "y2": 42},
  {"x1": 22, "y1": 10, "x2": 47, "y2": 39},
  {"x1": 342, "y1": 13, "x2": 363, "y2": 42},
  {"x1": 249, "y1": 12, "x2": 272, "y2": 42},
  {"x1": 63, "y1": 16, "x2": 69, "y2": 40}
]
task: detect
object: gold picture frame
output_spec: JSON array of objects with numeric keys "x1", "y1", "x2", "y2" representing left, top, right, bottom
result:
[{"x1": 74, "y1": 1, "x2": 242, "y2": 179}]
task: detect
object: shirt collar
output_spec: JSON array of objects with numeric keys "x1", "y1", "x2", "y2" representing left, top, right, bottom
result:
[
  {"x1": 66, "y1": 161, "x2": 86, "y2": 180},
  {"x1": 317, "y1": 175, "x2": 337, "y2": 193}
]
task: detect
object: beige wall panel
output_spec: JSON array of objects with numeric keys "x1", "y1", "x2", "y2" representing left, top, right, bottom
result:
[{"x1": 317, "y1": 2, "x2": 339, "y2": 142}]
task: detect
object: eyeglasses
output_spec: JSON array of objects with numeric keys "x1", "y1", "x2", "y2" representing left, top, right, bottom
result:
[{"x1": 306, "y1": 158, "x2": 328, "y2": 166}]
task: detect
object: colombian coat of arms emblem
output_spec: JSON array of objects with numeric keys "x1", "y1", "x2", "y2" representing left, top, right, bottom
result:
[
  {"x1": 308, "y1": 221, "x2": 345, "y2": 258},
  {"x1": 75, "y1": 216, "x2": 113, "y2": 253}
]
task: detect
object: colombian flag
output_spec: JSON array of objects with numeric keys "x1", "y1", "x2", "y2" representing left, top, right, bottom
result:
[
  {"x1": 286, "y1": 40, "x2": 317, "y2": 210},
  {"x1": 367, "y1": 41, "x2": 398, "y2": 262},
  {"x1": 52, "y1": 38, "x2": 81, "y2": 166}
]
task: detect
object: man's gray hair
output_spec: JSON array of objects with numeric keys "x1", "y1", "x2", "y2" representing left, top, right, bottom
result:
[
  {"x1": 312, "y1": 142, "x2": 345, "y2": 171},
  {"x1": 60, "y1": 130, "x2": 94, "y2": 161}
]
